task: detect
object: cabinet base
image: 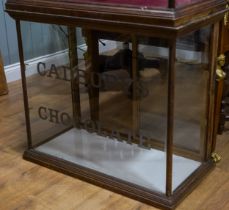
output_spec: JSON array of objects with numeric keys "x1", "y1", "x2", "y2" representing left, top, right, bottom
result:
[{"x1": 23, "y1": 149, "x2": 214, "y2": 209}]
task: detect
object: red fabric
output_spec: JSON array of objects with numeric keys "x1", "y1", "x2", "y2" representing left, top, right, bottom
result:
[{"x1": 70, "y1": 0, "x2": 197, "y2": 8}]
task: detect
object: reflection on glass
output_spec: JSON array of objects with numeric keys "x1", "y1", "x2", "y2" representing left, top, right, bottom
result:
[
  {"x1": 173, "y1": 26, "x2": 210, "y2": 170},
  {"x1": 22, "y1": 22, "x2": 73, "y2": 146}
]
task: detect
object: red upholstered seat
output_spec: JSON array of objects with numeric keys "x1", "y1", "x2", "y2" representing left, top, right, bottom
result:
[{"x1": 69, "y1": 0, "x2": 198, "y2": 8}]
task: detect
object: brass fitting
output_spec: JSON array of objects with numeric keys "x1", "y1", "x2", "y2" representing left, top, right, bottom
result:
[
  {"x1": 211, "y1": 152, "x2": 222, "y2": 163},
  {"x1": 216, "y1": 54, "x2": 226, "y2": 81}
]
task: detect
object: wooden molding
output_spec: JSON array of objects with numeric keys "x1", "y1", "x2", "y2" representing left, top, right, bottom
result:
[{"x1": 5, "y1": 0, "x2": 227, "y2": 38}]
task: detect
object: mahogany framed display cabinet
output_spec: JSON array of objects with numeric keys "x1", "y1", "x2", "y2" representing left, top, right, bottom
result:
[{"x1": 5, "y1": 0, "x2": 229, "y2": 209}]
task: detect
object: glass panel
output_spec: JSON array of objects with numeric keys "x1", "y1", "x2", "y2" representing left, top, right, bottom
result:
[
  {"x1": 22, "y1": 22, "x2": 171, "y2": 194},
  {"x1": 172, "y1": 26, "x2": 211, "y2": 191},
  {"x1": 66, "y1": 0, "x2": 169, "y2": 8},
  {"x1": 22, "y1": 22, "x2": 73, "y2": 147},
  {"x1": 35, "y1": 32, "x2": 169, "y2": 193},
  {"x1": 176, "y1": 0, "x2": 203, "y2": 8}
]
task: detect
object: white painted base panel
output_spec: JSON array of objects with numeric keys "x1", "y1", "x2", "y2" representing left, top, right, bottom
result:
[{"x1": 37, "y1": 128, "x2": 201, "y2": 194}]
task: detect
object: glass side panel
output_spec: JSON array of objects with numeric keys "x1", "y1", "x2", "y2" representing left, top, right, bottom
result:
[
  {"x1": 173, "y1": 26, "x2": 211, "y2": 191},
  {"x1": 21, "y1": 21, "x2": 202, "y2": 194},
  {"x1": 22, "y1": 22, "x2": 73, "y2": 146}
]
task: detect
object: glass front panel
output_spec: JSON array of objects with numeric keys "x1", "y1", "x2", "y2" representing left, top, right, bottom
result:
[
  {"x1": 173, "y1": 26, "x2": 211, "y2": 191},
  {"x1": 22, "y1": 21, "x2": 208, "y2": 194}
]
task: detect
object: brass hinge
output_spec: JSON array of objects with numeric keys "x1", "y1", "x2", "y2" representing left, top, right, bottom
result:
[{"x1": 211, "y1": 152, "x2": 222, "y2": 163}]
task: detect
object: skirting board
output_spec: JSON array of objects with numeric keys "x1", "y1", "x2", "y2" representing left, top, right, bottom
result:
[
  {"x1": 4, "y1": 41, "x2": 203, "y2": 83},
  {"x1": 4, "y1": 40, "x2": 117, "y2": 83}
]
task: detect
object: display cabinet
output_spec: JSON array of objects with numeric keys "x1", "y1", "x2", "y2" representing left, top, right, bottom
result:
[{"x1": 5, "y1": 0, "x2": 228, "y2": 209}]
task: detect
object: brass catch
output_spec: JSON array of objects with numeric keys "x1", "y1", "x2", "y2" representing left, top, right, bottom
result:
[{"x1": 211, "y1": 152, "x2": 222, "y2": 163}]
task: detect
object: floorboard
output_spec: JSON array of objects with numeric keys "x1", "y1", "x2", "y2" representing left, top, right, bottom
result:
[{"x1": 0, "y1": 79, "x2": 229, "y2": 210}]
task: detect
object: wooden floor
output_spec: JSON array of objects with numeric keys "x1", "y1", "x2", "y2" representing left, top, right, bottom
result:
[{"x1": 0, "y1": 80, "x2": 229, "y2": 210}]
